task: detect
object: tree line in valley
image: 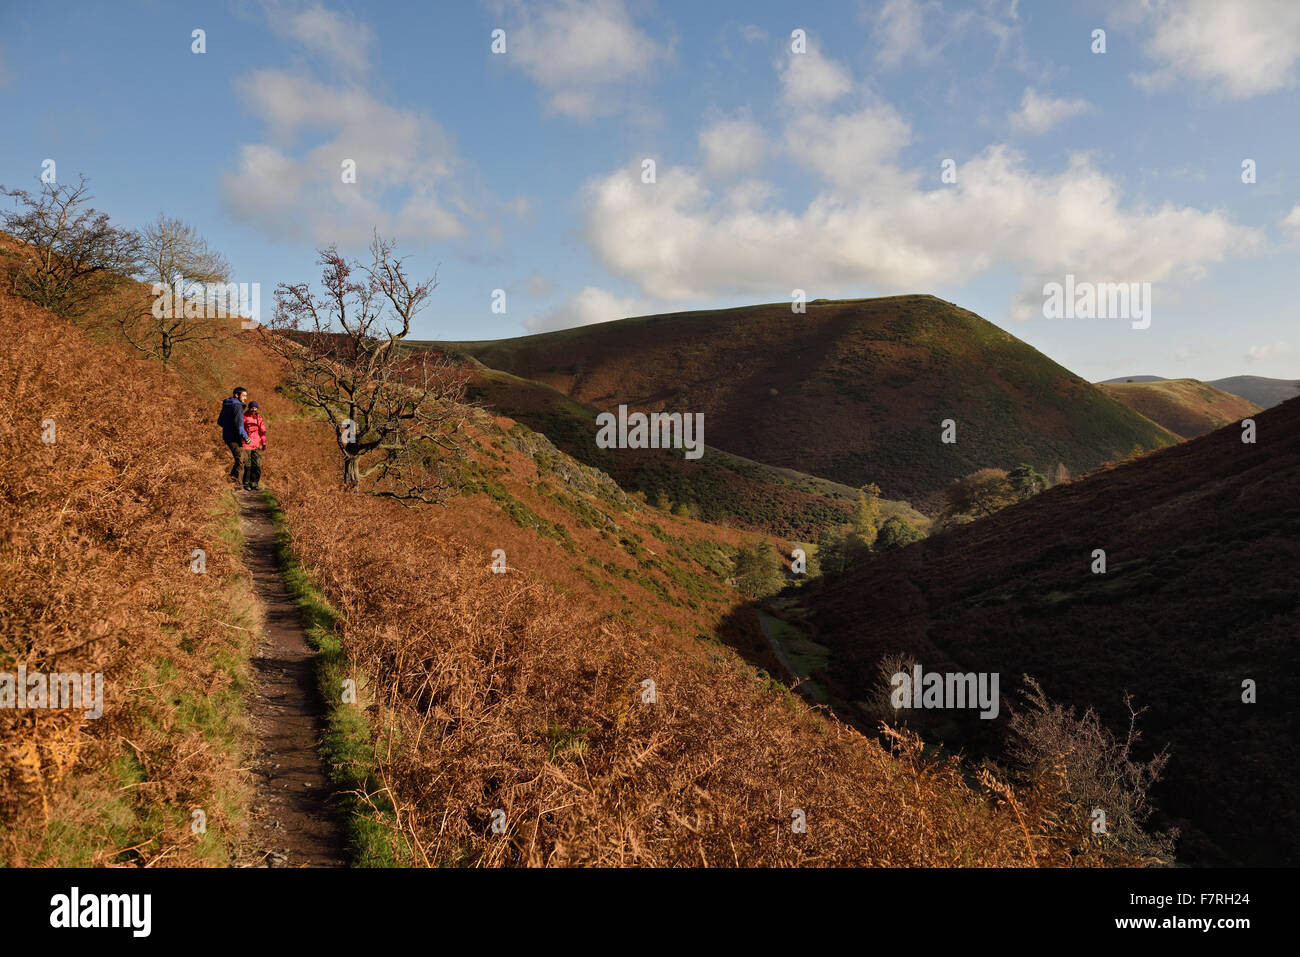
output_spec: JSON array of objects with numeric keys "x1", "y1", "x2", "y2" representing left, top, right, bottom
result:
[{"x1": 731, "y1": 463, "x2": 1052, "y2": 597}]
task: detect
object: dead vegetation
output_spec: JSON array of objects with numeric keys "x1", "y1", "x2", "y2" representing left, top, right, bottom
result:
[
  {"x1": 268, "y1": 452, "x2": 1142, "y2": 866},
  {"x1": 1, "y1": 241, "x2": 1151, "y2": 867},
  {"x1": 0, "y1": 289, "x2": 254, "y2": 865}
]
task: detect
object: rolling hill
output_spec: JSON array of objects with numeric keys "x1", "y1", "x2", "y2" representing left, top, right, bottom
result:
[
  {"x1": 1098, "y1": 378, "x2": 1260, "y2": 438},
  {"x1": 425, "y1": 296, "x2": 1177, "y2": 511},
  {"x1": 796, "y1": 397, "x2": 1300, "y2": 865},
  {"x1": 1208, "y1": 375, "x2": 1300, "y2": 409},
  {"x1": 1103, "y1": 375, "x2": 1300, "y2": 410}
]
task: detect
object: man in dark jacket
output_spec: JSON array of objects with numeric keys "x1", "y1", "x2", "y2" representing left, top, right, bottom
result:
[{"x1": 217, "y1": 386, "x2": 250, "y2": 485}]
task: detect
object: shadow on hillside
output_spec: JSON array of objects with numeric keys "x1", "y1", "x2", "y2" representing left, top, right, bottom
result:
[{"x1": 709, "y1": 588, "x2": 879, "y2": 737}]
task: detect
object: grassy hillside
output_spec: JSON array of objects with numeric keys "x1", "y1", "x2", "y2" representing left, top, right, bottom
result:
[
  {"x1": 0, "y1": 260, "x2": 1142, "y2": 867},
  {"x1": 1099, "y1": 378, "x2": 1261, "y2": 438},
  {"x1": 797, "y1": 398, "x2": 1300, "y2": 866},
  {"x1": 0, "y1": 288, "x2": 258, "y2": 866},
  {"x1": 424, "y1": 295, "x2": 1176, "y2": 511},
  {"x1": 232, "y1": 331, "x2": 1130, "y2": 866},
  {"x1": 462, "y1": 359, "x2": 928, "y2": 539}
]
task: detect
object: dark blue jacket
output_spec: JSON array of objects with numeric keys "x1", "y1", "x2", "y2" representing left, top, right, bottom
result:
[{"x1": 218, "y1": 397, "x2": 249, "y2": 444}]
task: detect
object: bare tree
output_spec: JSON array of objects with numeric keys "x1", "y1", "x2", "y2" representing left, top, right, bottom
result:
[
  {"x1": 119, "y1": 215, "x2": 232, "y2": 364},
  {"x1": 267, "y1": 234, "x2": 469, "y2": 502},
  {"x1": 0, "y1": 175, "x2": 140, "y2": 318}
]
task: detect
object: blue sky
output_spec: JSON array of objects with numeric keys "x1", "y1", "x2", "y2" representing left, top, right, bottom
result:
[{"x1": 2, "y1": 0, "x2": 1298, "y2": 382}]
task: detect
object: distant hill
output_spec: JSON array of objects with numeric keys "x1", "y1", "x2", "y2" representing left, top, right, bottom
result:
[
  {"x1": 1104, "y1": 375, "x2": 1300, "y2": 410},
  {"x1": 424, "y1": 296, "x2": 1177, "y2": 511},
  {"x1": 1099, "y1": 378, "x2": 1260, "y2": 438},
  {"x1": 1207, "y1": 375, "x2": 1300, "y2": 409},
  {"x1": 798, "y1": 398, "x2": 1300, "y2": 865}
]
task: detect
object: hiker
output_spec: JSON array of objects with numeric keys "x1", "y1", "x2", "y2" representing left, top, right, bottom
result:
[
  {"x1": 241, "y1": 400, "x2": 267, "y2": 490},
  {"x1": 217, "y1": 386, "x2": 250, "y2": 486}
]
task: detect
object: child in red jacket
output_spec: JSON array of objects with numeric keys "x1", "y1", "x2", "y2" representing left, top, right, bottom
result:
[{"x1": 241, "y1": 401, "x2": 267, "y2": 490}]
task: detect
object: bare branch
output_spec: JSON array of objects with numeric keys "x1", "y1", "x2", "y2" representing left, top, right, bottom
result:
[{"x1": 262, "y1": 234, "x2": 469, "y2": 501}]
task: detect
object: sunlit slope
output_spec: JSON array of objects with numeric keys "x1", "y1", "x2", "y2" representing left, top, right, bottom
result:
[
  {"x1": 426, "y1": 295, "x2": 1176, "y2": 510},
  {"x1": 1100, "y1": 378, "x2": 1261, "y2": 438}
]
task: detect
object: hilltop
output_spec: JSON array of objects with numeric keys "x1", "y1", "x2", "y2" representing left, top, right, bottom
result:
[
  {"x1": 1098, "y1": 377, "x2": 1260, "y2": 438},
  {"x1": 1207, "y1": 375, "x2": 1300, "y2": 409},
  {"x1": 796, "y1": 398, "x2": 1300, "y2": 865},
  {"x1": 425, "y1": 296, "x2": 1176, "y2": 511}
]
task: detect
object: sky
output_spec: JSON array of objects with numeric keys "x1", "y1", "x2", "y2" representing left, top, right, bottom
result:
[{"x1": 1, "y1": 0, "x2": 1298, "y2": 382}]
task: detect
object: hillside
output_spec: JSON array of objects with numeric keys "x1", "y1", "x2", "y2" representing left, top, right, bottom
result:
[
  {"x1": 425, "y1": 296, "x2": 1177, "y2": 511},
  {"x1": 796, "y1": 398, "x2": 1300, "y2": 866},
  {"x1": 2, "y1": 274, "x2": 1134, "y2": 867},
  {"x1": 1099, "y1": 378, "x2": 1260, "y2": 438},
  {"x1": 1, "y1": 288, "x2": 258, "y2": 865},
  {"x1": 461, "y1": 359, "x2": 928, "y2": 539},
  {"x1": 1208, "y1": 375, "x2": 1300, "y2": 409}
]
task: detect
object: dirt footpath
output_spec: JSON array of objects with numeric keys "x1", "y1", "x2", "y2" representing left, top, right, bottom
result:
[{"x1": 238, "y1": 489, "x2": 346, "y2": 867}]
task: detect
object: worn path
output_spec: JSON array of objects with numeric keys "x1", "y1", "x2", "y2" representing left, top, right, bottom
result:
[{"x1": 238, "y1": 488, "x2": 346, "y2": 867}]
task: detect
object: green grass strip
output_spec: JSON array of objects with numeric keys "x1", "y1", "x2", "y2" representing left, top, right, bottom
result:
[{"x1": 259, "y1": 489, "x2": 411, "y2": 867}]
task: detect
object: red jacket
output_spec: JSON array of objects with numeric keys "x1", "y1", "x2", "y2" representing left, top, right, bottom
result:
[{"x1": 242, "y1": 412, "x2": 267, "y2": 450}]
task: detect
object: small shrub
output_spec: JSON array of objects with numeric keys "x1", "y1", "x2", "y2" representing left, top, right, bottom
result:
[{"x1": 1006, "y1": 677, "x2": 1177, "y2": 864}]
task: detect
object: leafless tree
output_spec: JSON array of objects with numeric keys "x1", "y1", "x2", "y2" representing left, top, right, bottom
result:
[
  {"x1": 118, "y1": 214, "x2": 232, "y2": 364},
  {"x1": 267, "y1": 234, "x2": 470, "y2": 503},
  {"x1": 0, "y1": 175, "x2": 140, "y2": 318}
]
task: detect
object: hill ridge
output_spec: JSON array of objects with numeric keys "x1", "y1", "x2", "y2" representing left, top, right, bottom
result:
[{"x1": 422, "y1": 295, "x2": 1176, "y2": 510}]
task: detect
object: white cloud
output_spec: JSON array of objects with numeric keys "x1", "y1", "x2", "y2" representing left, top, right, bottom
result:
[
  {"x1": 580, "y1": 75, "x2": 1260, "y2": 317},
  {"x1": 784, "y1": 103, "x2": 911, "y2": 189},
  {"x1": 980, "y1": 0, "x2": 1025, "y2": 66},
  {"x1": 1008, "y1": 87, "x2": 1092, "y2": 134},
  {"x1": 488, "y1": 0, "x2": 665, "y2": 118},
  {"x1": 1245, "y1": 341, "x2": 1293, "y2": 362},
  {"x1": 222, "y1": 70, "x2": 472, "y2": 244},
  {"x1": 867, "y1": 0, "x2": 1022, "y2": 72},
  {"x1": 221, "y1": 4, "x2": 509, "y2": 244},
  {"x1": 578, "y1": 49, "x2": 1259, "y2": 319},
  {"x1": 871, "y1": 0, "x2": 941, "y2": 70},
  {"x1": 1281, "y1": 204, "x2": 1300, "y2": 238},
  {"x1": 267, "y1": 3, "x2": 375, "y2": 75},
  {"x1": 699, "y1": 114, "x2": 766, "y2": 176},
  {"x1": 1124, "y1": 0, "x2": 1300, "y2": 98},
  {"x1": 524, "y1": 285, "x2": 654, "y2": 332},
  {"x1": 779, "y1": 44, "x2": 852, "y2": 106}
]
